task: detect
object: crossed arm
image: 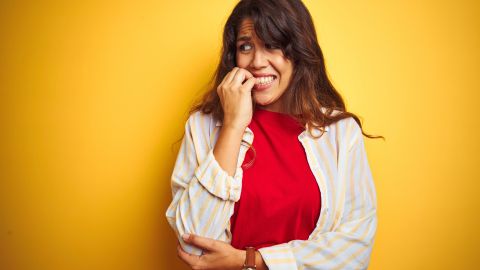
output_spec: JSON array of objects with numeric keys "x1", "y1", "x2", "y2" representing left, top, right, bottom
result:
[{"x1": 165, "y1": 114, "x2": 377, "y2": 269}]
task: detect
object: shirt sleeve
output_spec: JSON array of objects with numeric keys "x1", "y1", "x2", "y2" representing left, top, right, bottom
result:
[
  {"x1": 258, "y1": 122, "x2": 378, "y2": 270},
  {"x1": 165, "y1": 113, "x2": 243, "y2": 256}
]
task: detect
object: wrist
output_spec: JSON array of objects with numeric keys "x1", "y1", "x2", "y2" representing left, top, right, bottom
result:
[
  {"x1": 221, "y1": 124, "x2": 246, "y2": 136},
  {"x1": 238, "y1": 249, "x2": 247, "y2": 269},
  {"x1": 239, "y1": 249, "x2": 268, "y2": 270}
]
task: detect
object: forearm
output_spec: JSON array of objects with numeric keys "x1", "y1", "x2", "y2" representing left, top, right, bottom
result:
[
  {"x1": 167, "y1": 119, "x2": 246, "y2": 255},
  {"x1": 214, "y1": 126, "x2": 268, "y2": 269},
  {"x1": 213, "y1": 125, "x2": 244, "y2": 176}
]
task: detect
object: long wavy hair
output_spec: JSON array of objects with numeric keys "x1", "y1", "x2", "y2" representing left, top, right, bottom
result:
[{"x1": 186, "y1": 0, "x2": 384, "y2": 168}]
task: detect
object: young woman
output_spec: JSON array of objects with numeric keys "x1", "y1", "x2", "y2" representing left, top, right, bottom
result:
[{"x1": 166, "y1": 0, "x2": 383, "y2": 269}]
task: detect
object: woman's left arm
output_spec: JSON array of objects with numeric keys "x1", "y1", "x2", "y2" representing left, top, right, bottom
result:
[
  {"x1": 178, "y1": 234, "x2": 269, "y2": 270},
  {"x1": 177, "y1": 119, "x2": 377, "y2": 270},
  {"x1": 257, "y1": 126, "x2": 377, "y2": 270}
]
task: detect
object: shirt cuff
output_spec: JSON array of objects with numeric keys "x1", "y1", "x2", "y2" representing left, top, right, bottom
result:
[
  {"x1": 194, "y1": 148, "x2": 243, "y2": 201},
  {"x1": 258, "y1": 244, "x2": 298, "y2": 270}
]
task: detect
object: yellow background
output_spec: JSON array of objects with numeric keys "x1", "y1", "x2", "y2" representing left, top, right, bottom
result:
[{"x1": 1, "y1": 0, "x2": 479, "y2": 269}]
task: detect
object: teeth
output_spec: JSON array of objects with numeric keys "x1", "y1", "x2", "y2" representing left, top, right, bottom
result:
[{"x1": 255, "y1": 76, "x2": 275, "y2": 85}]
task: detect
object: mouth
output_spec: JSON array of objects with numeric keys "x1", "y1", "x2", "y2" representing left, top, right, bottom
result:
[{"x1": 253, "y1": 75, "x2": 277, "y2": 91}]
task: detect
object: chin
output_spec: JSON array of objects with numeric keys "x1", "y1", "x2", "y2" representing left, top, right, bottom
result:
[
  {"x1": 253, "y1": 96, "x2": 272, "y2": 106},
  {"x1": 254, "y1": 99, "x2": 279, "y2": 110}
]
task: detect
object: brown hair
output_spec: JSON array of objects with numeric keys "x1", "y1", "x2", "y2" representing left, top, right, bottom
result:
[{"x1": 189, "y1": 0, "x2": 384, "y2": 142}]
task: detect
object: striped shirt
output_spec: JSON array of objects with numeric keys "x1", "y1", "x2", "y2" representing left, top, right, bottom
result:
[{"x1": 165, "y1": 109, "x2": 377, "y2": 270}]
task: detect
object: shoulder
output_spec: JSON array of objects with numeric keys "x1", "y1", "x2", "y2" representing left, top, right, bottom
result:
[
  {"x1": 185, "y1": 110, "x2": 217, "y2": 131},
  {"x1": 325, "y1": 109, "x2": 363, "y2": 151},
  {"x1": 184, "y1": 110, "x2": 217, "y2": 148}
]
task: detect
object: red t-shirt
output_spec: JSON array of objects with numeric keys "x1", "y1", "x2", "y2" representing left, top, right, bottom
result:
[{"x1": 230, "y1": 108, "x2": 321, "y2": 250}]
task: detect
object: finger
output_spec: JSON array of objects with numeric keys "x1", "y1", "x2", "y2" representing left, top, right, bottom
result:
[
  {"x1": 244, "y1": 69, "x2": 254, "y2": 80},
  {"x1": 231, "y1": 68, "x2": 254, "y2": 87},
  {"x1": 241, "y1": 76, "x2": 256, "y2": 91},
  {"x1": 225, "y1": 67, "x2": 240, "y2": 85},
  {"x1": 217, "y1": 70, "x2": 234, "y2": 96},
  {"x1": 183, "y1": 233, "x2": 217, "y2": 251},
  {"x1": 217, "y1": 70, "x2": 231, "y2": 92},
  {"x1": 220, "y1": 70, "x2": 232, "y2": 85},
  {"x1": 177, "y1": 243, "x2": 201, "y2": 266}
]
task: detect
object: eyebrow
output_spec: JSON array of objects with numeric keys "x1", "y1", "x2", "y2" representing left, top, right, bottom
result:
[{"x1": 236, "y1": 35, "x2": 251, "y2": 42}]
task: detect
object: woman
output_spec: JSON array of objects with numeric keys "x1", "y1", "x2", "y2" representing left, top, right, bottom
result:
[{"x1": 166, "y1": 0, "x2": 383, "y2": 269}]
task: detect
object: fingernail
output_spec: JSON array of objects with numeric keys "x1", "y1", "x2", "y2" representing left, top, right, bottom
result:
[{"x1": 182, "y1": 233, "x2": 190, "y2": 241}]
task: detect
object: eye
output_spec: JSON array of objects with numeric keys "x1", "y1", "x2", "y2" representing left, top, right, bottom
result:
[{"x1": 238, "y1": 43, "x2": 252, "y2": 52}]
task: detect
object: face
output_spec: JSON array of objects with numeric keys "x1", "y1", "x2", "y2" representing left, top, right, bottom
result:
[{"x1": 235, "y1": 18, "x2": 294, "y2": 113}]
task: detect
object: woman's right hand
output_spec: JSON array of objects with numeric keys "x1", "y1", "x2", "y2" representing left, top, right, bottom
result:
[{"x1": 217, "y1": 67, "x2": 256, "y2": 132}]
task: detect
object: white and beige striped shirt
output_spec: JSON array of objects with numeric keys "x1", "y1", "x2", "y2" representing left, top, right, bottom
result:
[{"x1": 166, "y1": 109, "x2": 377, "y2": 270}]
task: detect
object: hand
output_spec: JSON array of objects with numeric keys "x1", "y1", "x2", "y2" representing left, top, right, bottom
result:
[
  {"x1": 217, "y1": 67, "x2": 256, "y2": 132},
  {"x1": 177, "y1": 233, "x2": 245, "y2": 270}
]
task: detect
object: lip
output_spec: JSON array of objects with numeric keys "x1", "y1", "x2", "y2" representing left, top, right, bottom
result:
[{"x1": 251, "y1": 72, "x2": 276, "y2": 77}]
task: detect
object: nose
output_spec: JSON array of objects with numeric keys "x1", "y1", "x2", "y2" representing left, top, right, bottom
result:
[{"x1": 250, "y1": 48, "x2": 268, "y2": 70}]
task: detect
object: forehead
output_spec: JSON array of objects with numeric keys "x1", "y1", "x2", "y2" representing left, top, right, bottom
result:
[{"x1": 237, "y1": 18, "x2": 255, "y2": 37}]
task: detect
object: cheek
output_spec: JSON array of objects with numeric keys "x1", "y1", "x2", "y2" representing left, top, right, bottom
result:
[
  {"x1": 271, "y1": 57, "x2": 291, "y2": 75},
  {"x1": 278, "y1": 62, "x2": 293, "y2": 82},
  {"x1": 236, "y1": 54, "x2": 249, "y2": 68}
]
